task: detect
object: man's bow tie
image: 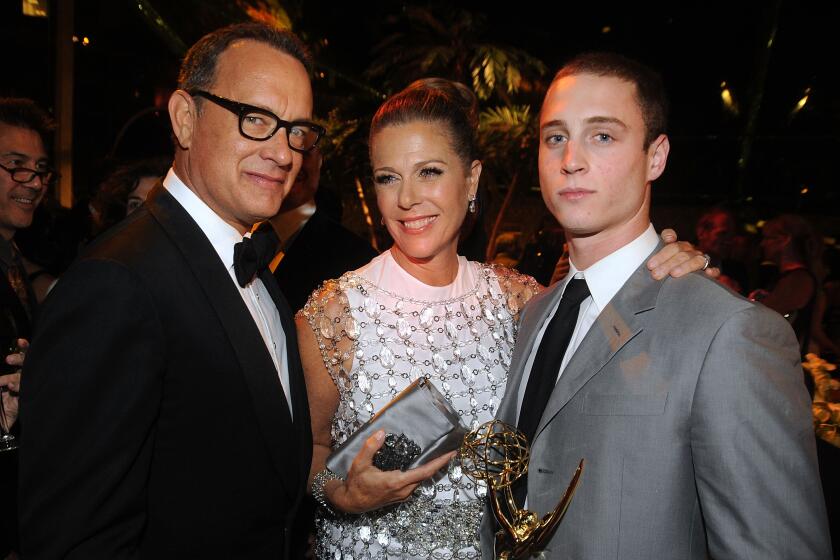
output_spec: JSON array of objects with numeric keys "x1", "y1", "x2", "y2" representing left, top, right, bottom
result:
[{"x1": 233, "y1": 223, "x2": 280, "y2": 288}]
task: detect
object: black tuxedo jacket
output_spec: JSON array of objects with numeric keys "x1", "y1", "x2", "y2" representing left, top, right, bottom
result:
[
  {"x1": 273, "y1": 208, "x2": 377, "y2": 312},
  {"x1": 19, "y1": 186, "x2": 312, "y2": 559},
  {"x1": 0, "y1": 256, "x2": 30, "y2": 556}
]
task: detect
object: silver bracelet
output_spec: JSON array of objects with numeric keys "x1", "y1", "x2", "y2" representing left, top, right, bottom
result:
[{"x1": 311, "y1": 468, "x2": 343, "y2": 514}]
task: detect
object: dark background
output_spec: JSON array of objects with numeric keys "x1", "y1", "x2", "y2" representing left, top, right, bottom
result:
[{"x1": 1, "y1": 0, "x2": 837, "y2": 247}]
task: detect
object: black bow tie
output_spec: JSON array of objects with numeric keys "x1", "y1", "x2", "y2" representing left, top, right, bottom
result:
[{"x1": 233, "y1": 223, "x2": 280, "y2": 288}]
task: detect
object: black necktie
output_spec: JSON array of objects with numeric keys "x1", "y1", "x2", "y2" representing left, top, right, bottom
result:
[
  {"x1": 513, "y1": 278, "x2": 590, "y2": 505},
  {"x1": 233, "y1": 223, "x2": 280, "y2": 288}
]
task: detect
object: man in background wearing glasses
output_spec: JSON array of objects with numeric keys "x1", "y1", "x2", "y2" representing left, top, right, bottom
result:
[
  {"x1": 0, "y1": 98, "x2": 51, "y2": 330},
  {"x1": 0, "y1": 96, "x2": 53, "y2": 560},
  {"x1": 19, "y1": 23, "x2": 317, "y2": 559}
]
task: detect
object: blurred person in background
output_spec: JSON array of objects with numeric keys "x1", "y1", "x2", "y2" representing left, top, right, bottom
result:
[
  {"x1": 0, "y1": 96, "x2": 54, "y2": 560},
  {"x1": 809, "y1": 244, "x2": 840, "y2": 362},
  {"x1": 695, "y1": 206, "x2": 747, "y2": 293},
  {"x1": 89, "y1": 156, "x2": 170, "y2": 237},
  {"x1": 489, "y1": 231, "x2": 521, "y2": 268},
  {"x1": 818, "y1": 246, "x2": 840, "y2": 362},
  {"x1": 268, "y1": 146, "x2": 377, "y2": 312},
  {"x1": 751, "y1": 214, "x2": 823, "y2": 356}
]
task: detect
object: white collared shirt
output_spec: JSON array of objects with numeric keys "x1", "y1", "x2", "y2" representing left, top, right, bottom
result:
[
  {"x1": 515, "y1": 224, "x2": 659, "y2": 421},
  {"x1": 163, "y1": 168, "x2": 293, "y2": 418}
]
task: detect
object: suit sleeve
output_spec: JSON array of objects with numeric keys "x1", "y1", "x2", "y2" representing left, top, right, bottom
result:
[
  {"x1": 19, "y1": 259, "x2": 165, "y2": 559},
  {"x1": 690, "y1": 304, "x2": 832, "y2": 559}
]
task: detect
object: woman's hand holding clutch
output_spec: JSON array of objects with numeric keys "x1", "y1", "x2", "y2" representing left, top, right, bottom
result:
[{"x1": 327, "y1": 429, "x2": 456, "y2": 514}]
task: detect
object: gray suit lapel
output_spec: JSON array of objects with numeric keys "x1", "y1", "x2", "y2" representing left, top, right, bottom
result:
[
  {"x1": 497, "y1": 281, "x2": 566, "y2": 424},
  {"x1": 533, "y1": 259, "x2": 664, "y2": 441}
]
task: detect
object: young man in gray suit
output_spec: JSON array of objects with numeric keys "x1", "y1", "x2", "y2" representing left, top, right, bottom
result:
[{"x1": 483, "y1": 53, "x2": 832, "y2": 559}]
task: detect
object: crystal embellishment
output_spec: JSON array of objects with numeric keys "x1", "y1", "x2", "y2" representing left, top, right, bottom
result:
[
  {"x1": 461, "y1": 365, "x2": 476, "y2": 387},
  {"x1": 500, "y1": 350, "x2": 511, "y2": 368},
  {"x1": 364, "y1": 297, "x2": 380, "y2": 318},
  {"x1": 359, "y1": 525, "x2": 372, "y2": 543},
  {"x1": 397, "y1": 317, "x2": 411, "y2": 339},
  {"x1": 358, "y1": 372, "x2": 371, "y2": 394},
  {"x1": 445, "y1": 320, "x2": 458, "y2": 341},
  {"x1": 448, "y1": 463, "x2": 463, "y2": 483},
  {"x1": 482, "y1": 305, "x2": 495, "y2": 325},
  {"x1": 379, "y1": 346, "x2": 395, "y2": 369},
  {"x1": 418, "y1": 479, "x2": 437, "y2": 499},
  {"x1": 477, "y1": 344, "x2": 492, "y2": 365},
  {"x1": 419, "y1": 306, "x2": 434, "y2": 328},
  {"x1": 319, "y1": 316, "x2": 335, "y2": 340},
  {"x1": 345, "y1": 317, "x2": 361, "y2": 339}
]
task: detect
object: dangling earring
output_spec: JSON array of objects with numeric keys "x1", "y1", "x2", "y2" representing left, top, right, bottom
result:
[{"x1": 468, "y1": 195, "x2": 477, "y2": 214}]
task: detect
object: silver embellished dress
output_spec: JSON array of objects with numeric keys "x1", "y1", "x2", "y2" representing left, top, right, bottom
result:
[{"x1": 301, "y1": 251, "x2": 540, "y2": 559}]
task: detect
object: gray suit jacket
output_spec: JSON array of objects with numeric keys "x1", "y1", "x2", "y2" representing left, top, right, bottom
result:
[{"x1": 481, "y1": 253, "x2": 831, "y2": 559}]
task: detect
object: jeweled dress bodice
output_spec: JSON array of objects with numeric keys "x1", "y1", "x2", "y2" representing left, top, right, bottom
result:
[{"x1": 302, "y1": 252, "x2": 539, "y2": 559}]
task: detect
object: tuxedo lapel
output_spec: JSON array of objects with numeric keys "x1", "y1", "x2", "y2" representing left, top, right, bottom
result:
[
  {"x1": 259, "y1": 268, "x2": 312, "y2": 477},
  {"x1": 533, "y1": 262, "x2": 663, "y2": 442},
  {"x1": 146, "y1": 186, "x2": 300, "y2": 498},
  {"x1": 258, "y1": 267, "x2": 313, "y2": 503},
  {"x1": 258, "y1": 269, "x2": 300, "y2": 423}
]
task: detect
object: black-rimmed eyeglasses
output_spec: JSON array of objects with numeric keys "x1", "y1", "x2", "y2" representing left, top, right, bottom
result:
[
  {"x1": 189, "y1": 90, "x2": 325, "y2": 153},
  {"x1": 0, "y1": 162, "x2": 55, "y2": 186}
]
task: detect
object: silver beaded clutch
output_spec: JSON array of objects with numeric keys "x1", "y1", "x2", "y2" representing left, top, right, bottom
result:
[{"x1": 326, "y1": 378, "x2": 467, "y2": 478}]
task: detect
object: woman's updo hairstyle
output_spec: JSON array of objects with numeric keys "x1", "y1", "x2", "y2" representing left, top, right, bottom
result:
[{"x1": 369, "y1": 78, "x2": 479, "y2": 165}]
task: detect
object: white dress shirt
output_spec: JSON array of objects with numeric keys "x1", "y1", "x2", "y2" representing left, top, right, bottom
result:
[
  {"x1": 163, "y1": 168, "x2": 293, "y2": 417},
  {"x1": 515, "y1": 224, "x2": 659, "y2": 421}
]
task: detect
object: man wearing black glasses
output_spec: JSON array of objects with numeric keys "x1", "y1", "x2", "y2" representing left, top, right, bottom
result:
[
  {"x1": 20, "y1": 23, "x2": 315, "y2": 559},
  {"x1": 0, "y1": 96, "x2": 52, "y2": 560},
  {"x1": 0, "y1": 98, "x2": 52, "y2": 329}
]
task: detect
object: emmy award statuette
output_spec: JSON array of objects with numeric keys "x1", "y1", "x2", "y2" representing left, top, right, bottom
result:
[{"x1": 460, "y1": 419, "x2": 583, "y2": 559}]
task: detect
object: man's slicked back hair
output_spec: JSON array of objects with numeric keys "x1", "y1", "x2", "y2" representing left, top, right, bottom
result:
[{"x1": 178, "y1": 22, "x2": 312, "y2": 95}]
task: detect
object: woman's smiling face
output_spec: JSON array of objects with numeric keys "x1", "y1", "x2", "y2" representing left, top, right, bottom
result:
[{"x1": 371, "y1": 120, "x2": 480, "y2": 268}]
